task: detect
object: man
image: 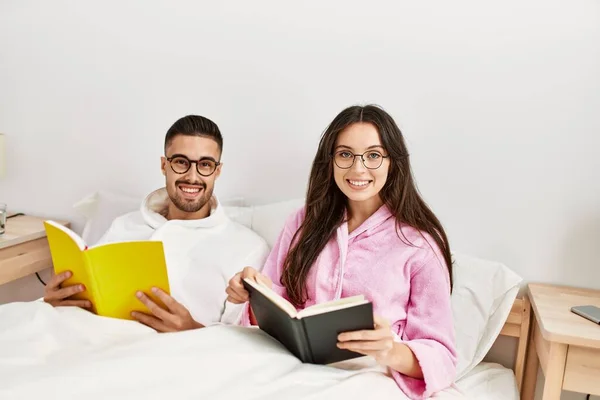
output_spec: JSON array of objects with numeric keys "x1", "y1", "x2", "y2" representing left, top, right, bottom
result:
[{"x1": 43, "y1": 115, "x2": 270, "y2": 332}]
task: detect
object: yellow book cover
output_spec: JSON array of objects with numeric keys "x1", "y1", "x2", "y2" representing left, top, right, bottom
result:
[{"x1": 44, "y1": 220, "x2": 170, "y2": 320}]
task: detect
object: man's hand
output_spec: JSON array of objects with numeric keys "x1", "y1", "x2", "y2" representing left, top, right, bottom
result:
[
  {"x1": 132, "y1": 287, "x2": 203, "y2": 332},
  {"x1": 43, "y1": 271, "x2": 92, "y2": 309}
]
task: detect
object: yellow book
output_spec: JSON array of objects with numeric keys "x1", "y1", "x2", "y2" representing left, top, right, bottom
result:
[{"x1": 44, "y1": 220, "x2": 170, "y2": 320}]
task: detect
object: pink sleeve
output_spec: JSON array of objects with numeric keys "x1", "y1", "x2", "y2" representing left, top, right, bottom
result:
[
  {"x1": 239, "y1": 208, "x2": 304, "y2": 327},
  {"x1": 391, "y1": 254, "x2": 458, "y2": 399}
]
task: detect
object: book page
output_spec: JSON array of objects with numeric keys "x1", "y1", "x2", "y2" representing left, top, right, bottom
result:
[
  {"x1": 244, "y1": 278, "x2": 298, "y2": 318},
  {"x1": 44, "y1": 220, "x2": 87, "y2": 251},
  {"x1": 43, "y1": 220, "x2": 95, "y2": 308},
  {"x1": 297, "y1": 295, "x2": 367, "y2": 319}
]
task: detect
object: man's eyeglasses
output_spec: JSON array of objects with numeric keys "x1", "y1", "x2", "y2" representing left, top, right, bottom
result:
[
  {"x1": 166, "y1": 155, "x2": 221, "y2": 177},
  {"x1": 332, "y1": 150, "x2": 389, "y2": 169}
]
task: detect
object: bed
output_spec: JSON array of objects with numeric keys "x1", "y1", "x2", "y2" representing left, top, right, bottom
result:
[
  {"x1": 0, "y1": 297, "x2": 529, "y2": 400},
  {"x1": 0, "y1": 194, "x2": 532, "y2": 399}
]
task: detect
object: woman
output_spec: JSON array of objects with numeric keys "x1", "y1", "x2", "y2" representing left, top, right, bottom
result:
[{"x1": 226, "y1": 105, "x2": 457, "y2": 399}]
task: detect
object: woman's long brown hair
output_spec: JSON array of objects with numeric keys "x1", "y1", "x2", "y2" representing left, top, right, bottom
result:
[{"x1": 281, "y1": 105, "x2": 453, "y2": 308}]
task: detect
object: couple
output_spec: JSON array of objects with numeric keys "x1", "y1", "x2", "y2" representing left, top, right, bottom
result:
[{"x1": 43, "y1": 105, "x2": 457, "y2": 399}]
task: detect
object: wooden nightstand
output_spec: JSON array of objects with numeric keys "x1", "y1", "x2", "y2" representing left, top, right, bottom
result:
[
  {"x1": 0, "y1": 215, "x2": 69, "y2": 286},
  {"x1": 522, "y1": 283, "x2": 600, "y2": 400}
]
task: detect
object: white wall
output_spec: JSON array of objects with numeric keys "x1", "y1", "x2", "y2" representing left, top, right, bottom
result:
[{"x1": 1, "y1": 1, "x2": 599, "y2": 397}]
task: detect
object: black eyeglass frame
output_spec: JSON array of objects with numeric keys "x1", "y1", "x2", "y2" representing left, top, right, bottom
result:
[
  {"x1": 166, "y1": 155, "x2": 221, "y2": 177},
  {"x1": 330, "y1": 150, "x2": 390, "y2": 170}
]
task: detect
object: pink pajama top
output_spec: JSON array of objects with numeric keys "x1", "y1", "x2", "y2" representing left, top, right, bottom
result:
[{"x1": 240, "y1": 205, "x2": 457, "y2": 399}]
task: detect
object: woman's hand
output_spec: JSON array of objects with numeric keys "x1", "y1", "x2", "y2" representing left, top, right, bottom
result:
[
  {"x1": 337, "y1": 314, "x2": 423, "y2": 379},
  {"x1": 337, "y1": 315, "x2": 395, "y2": 364},
  {"x1": 225, "y1": 267, "x2": 272, "y2": 304}
]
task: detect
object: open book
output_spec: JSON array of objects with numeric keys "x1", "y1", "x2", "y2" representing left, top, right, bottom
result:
[
  {"x1": 44, "y1": 220, "x2": 170, "y2": 320},
  {"x1": 243, "y1": 278, "x2": 374, "y2": 364}
]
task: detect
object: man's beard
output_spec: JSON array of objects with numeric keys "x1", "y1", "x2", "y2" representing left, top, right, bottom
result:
[{"x1": 169, "y1": 180, "x2": 213, "y2": 213}]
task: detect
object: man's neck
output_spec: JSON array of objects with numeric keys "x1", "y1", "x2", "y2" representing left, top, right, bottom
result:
[{"x1": 164, "y1": 201, "x2": 211, "y2": 221}]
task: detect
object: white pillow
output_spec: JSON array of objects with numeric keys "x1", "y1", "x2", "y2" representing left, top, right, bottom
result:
[
  {"x1": 73, "y1": 191, "x2": 140, "y2": 245},
  {"x1": 450, "y1": 252, "x2": 522, "y2": 379},
  {"x1": 249, "y1": 198, "x2": 304, "y2": 247},
  {"x1": 73, "y1": 191, "x2": 255, "y2": 246}
]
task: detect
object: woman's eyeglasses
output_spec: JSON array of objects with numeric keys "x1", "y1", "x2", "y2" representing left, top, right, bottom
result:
[{"x1": 332, "y1": 150, "x2": 389, "y2": 169}]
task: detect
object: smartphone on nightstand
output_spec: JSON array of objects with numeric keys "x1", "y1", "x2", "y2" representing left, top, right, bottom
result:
[{"x1": 571, "y1": 305, "x2": 600, "y2": 324}]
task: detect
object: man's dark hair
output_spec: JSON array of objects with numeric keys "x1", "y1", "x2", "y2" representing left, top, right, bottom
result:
[{"x1": 164, "y1": 115, "x2": 223, "y2": 154}]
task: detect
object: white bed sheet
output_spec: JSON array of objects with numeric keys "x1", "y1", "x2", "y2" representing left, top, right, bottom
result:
[
  {"x1": 0, "y1": 302, "x2": 518, "y2": 400},
  {"x1": 439, "y1": 363, "x2": 519, "y2": 400}
]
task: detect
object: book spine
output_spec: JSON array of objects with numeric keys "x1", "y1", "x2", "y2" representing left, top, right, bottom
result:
[
  {"x1": 82, "y1": 251, "x2": 101, "y2": 315},
  {"x1": 297, "y1": 318, "x2": 314, "y2": 364}
]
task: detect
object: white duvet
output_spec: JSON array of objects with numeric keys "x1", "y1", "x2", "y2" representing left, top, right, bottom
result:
[{"x1": 0, "y1": 302, "x2": 518, "y2": 400}]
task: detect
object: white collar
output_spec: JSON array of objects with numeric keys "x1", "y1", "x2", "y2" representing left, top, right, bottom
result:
[{"x1": 140, "y1": 187, "x2": 228, "y2": 229}]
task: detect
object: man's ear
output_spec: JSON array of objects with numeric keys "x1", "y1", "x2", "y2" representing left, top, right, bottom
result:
[
  {"x1": 214, "y1": 162, "x2": 223, "y2": 179},
  {"x1": 161, "y1": 156, "x2": 167, "y2": 176}
]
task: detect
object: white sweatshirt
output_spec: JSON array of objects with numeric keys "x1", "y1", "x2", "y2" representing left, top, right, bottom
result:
[{"x1": 97, "y1": 188, "x2": 270, "y2": 326}]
